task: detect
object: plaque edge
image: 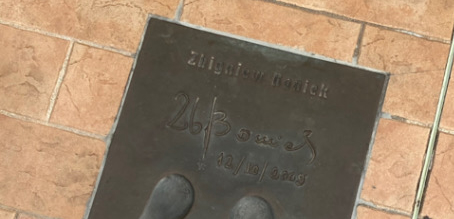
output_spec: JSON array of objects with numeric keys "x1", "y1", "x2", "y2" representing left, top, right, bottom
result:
[{"x1": 350, "y1": 72, "x2": 390, "y2": 219}]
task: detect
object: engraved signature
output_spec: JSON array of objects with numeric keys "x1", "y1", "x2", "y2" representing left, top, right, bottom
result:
[
  {"x1": 167, "y1": 91, "x2": 316, "y2": 164},
  {"x1": 166, "y1": 91, "x2": 315, "y2": 188},
  {"x1": 236, "y1": 128, "x2": 316, "y2": 164},
  {"x1": 166, "y1": 92, "x2": 231, "y2": 159}
]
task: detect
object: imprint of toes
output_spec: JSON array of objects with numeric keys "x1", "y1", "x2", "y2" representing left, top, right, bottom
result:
[
  {"x1": 230, "y1": 196, "x2": 274, "y2": 219},
  {"x1": 139, "y1": 174, "x2": 194, "y2": 219}
]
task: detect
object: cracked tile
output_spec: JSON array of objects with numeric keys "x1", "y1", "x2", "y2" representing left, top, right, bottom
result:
[
  {"x1": 0, "y1": 114, "x2": 105, "y2": 219},
  {"x1": 357, "y1": 206, "x2": 409, "y2": 219},
  {"x1": 0, "y1": 0, "x2": 181, "y2": 52},
  {"x1": 0, "y1": 24, "x2": 69, "y2": 120},
  {"x1": 280, "y1": 0, "x2": 454, "y2": 40},
  {"x1": 422, "y1": 132, "x2": 454, "y2": 219},
  {"x1": 359, "y1": 26, "x2": 449, "y2": 123},
  {"x1": 50, "y1": 44, "x2": 133, "y2": 135},
  {"x1": 361, "y1": 119, "x2": 429, "y2": 212},
  {"x1": 181, "y1": 0, "x2": 361, "y2": 62}
]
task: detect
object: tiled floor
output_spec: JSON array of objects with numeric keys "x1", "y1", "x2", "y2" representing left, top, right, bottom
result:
[{"x1": 0, "y1": 0, "x2": 454, "y2": 219}]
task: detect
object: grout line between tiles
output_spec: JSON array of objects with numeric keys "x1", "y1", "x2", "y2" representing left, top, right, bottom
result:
[
  {"x1": 0, "y1": 19, "x2": 134, "y2": 58},
  {"x1": 411, "y1": 25, "x2": 454, "y2": 219},
  {"x1": 266, "y1": 0, "x2": 450, "y2": 44},
  {"x1": 351, "y1": 70, "x2": 389, "y2": 219},
  {"x1": 45, "y1": 40, "x2": 75, "y2": 121},
  {"x1": 352, "y1": 24, "x2": 366, "y2": 65},
  {"x1": 438, "y1": 127, "x2": 454, "y2": 136},
  {"x1": 358, "y1": 199, "x2": 413, "y2": 218},
  {"x1": 0, "y1": 110, "x2": 105, "y2": 141},
  {"x1": 174, "y1": 0, "x2": 185, "y2": 21},
  {"x1": 381, "y1": 112, "x2": 432, "y2": 128},
  {"x1": 0, "y1": 204, "x2": 61, "y2": 219},
  {"x1": 75, "y1": 39, "x2": 134, "y2": 58}
]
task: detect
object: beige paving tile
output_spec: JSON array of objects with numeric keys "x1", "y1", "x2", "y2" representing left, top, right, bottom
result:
[
  {"x1": 359, "y1": 26, "x2": 448, "y2": 123},
  {"x1": 0, "y1": 0, "x2": 181, "y2": 52},
  {"x1": 0, "y1": 209, "x2": 15, "y2": 219},
  {"x1": 0, "y1": 24, "x2": 69, "y2": 120},
  {"x1": 421, "y1": 132, "x2": 454, "y2": 219},
  {"x1": 357, "y1": 206, "x2": 409, "y2": 219},
  {"x1": 361, "y1": 119, "x2": 429, "y2": 212},
  {"x1": 50, "y1": 44, "x2": 133, "y2": 135},
  {"x1": 181, "y1": 0, "x2": 361, "y2": 62},
  {"x1": 280, "y1": 0, "x2": 454, "y2": 40},
  {"x1": 0, "y1": 114, "x2": 105, "y2": 219}
]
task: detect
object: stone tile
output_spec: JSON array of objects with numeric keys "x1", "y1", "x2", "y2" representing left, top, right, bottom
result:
[
  {"x1": 0, "y1": 24, "x2": 69, "y2": 120},
  {"x1": 440, "y1": 75, "x2": 454, "y2": 130},
  {"x1": 0, "y1": 114, "x2": 105, "y2": 219},
  {"x1": 50, "y1": 44, "x2": 133, "y2": 135},
  {"x1": 280, "y1": 0, "x2": 454, "y2": 40},
  {"x1": 0, "y1": 209, "x2": 15, "y2": 219},
  {"x1": 359, "y1": 26, "x2": 448, "y2": 123},
  {"x1": 421, "y1": 132, "x2": 454, "y2": 219},
  {"x1": 181, "y1": 0, "x2": 361, "y2": 62},
  {"x1": 361, "y1": 119, "x2": 429, "y2": 212},
  {"x1": 0, "y1": 0, "x2": 181, "y2": 52},
  {"x1": 356, "y1": 206, "x2": 409, "y2": 219}
]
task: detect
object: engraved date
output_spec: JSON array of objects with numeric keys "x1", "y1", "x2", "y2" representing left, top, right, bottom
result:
[{"x1": 217, "y1": 152, "x2": 306, "y2": 188}]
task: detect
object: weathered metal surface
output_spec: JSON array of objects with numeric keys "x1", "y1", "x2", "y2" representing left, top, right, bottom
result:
[{"x1": 88, "y1": 17, "x2": 388, "y2": 219}]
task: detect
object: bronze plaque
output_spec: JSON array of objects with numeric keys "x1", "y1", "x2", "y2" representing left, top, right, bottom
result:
[{"x1": 87, "y1": 16, "x2": 388, "y2": 219}]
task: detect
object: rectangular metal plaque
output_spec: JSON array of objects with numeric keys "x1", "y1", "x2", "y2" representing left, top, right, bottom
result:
[{"x1": 88, "y1": 17, "x2": 388, "y2": 219}]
